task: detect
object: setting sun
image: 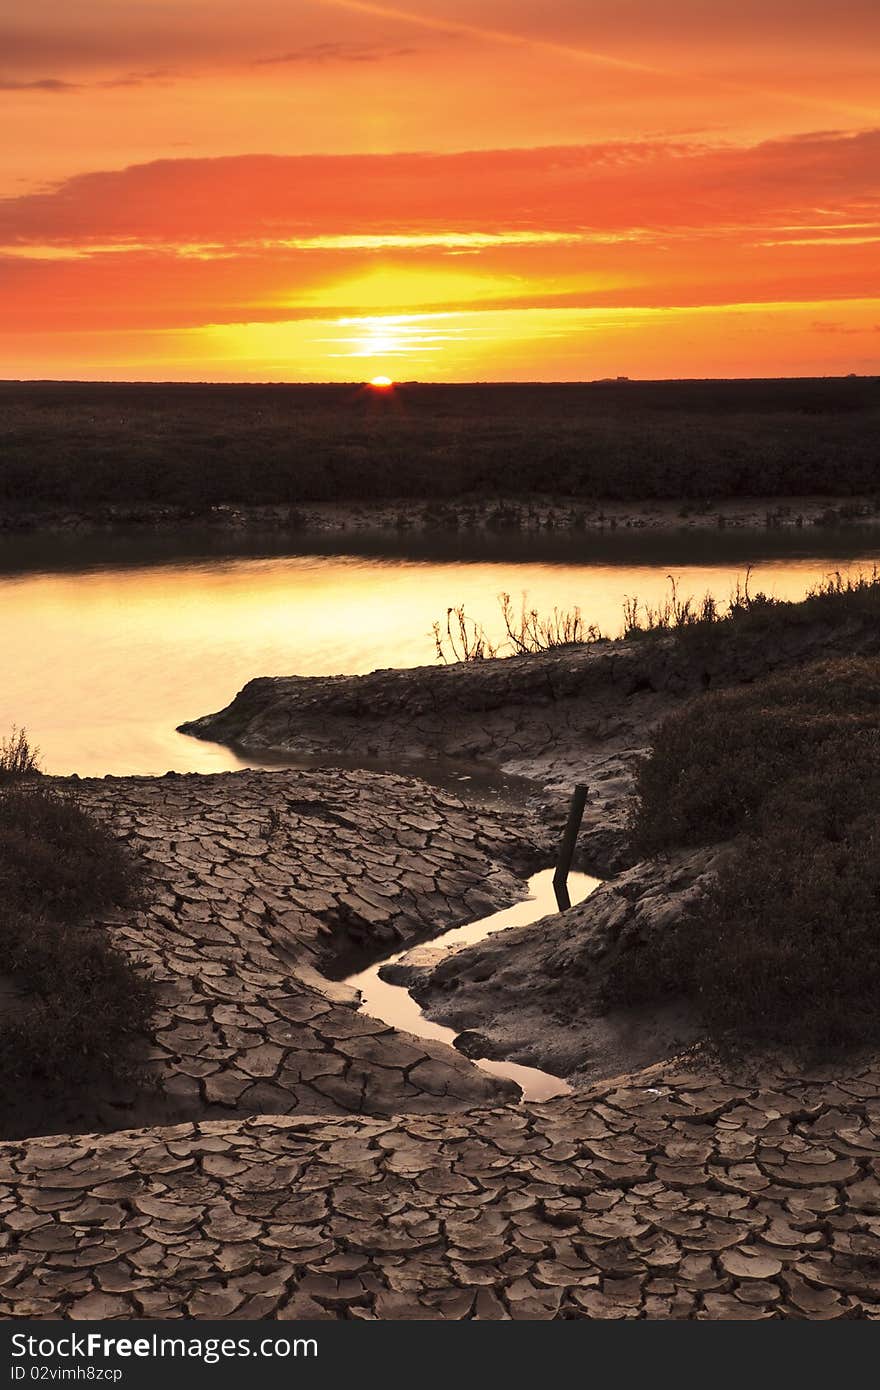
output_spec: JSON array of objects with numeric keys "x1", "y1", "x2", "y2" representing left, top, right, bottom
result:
[
  {"x1": 1, "y1": 1, "x2": 878, "y2": 382},
  {"x1": 2, "y1": 0, "x2": 880, "y2": 1336}
]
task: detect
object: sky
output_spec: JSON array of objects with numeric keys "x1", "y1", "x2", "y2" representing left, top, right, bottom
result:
[{"x1": 1, "y1": 0, "x2": 879, "y2": 381}]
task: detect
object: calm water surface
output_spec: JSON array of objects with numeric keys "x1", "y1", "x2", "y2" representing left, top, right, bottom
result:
[{"x1": 2, "y1": 525, "x2": 879, "y2": 777}]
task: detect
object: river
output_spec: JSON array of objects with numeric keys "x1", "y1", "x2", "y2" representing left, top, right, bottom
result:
[{"x1": 2, "y1": 524, "x2": 879, "y2": 777}]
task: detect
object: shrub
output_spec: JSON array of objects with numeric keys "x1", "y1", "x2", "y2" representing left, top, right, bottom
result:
[
  {"x1": 435, "y1": 568, "x2": 880, "y2": 666},
  {"x1": 499, "y1": 592, "x2": 600, "y2": 654},
  {"x1": 0, "y1": 908, "x2": 153, "y2": 1086},
  {"x1": 0, "y1": 740, "x2": 154, "y2": 1112},
  {"x1": 622, "y1": 567, "x2": 880, "y2": 643},
  {"x1": 630, "y1": 657, "x2": 880, "y2": 854},
  {"x1": 606, "y1": 658, "x2": 880, "y2": 1051},
  {"x1": 0, "y1": 726, "x2": 40, "y2": 781},
  {"x1": 433, "y1": 605, "x2": 500, "y2": 663},
  {"x1": 622, "y1": 576, "x2": 723, "y2": 635},
  {"x1": 0, "y1": 782, "x2": 141, "y2": 921},
  {"x1": 433, "y1": 591, "x2": 601, "y2": 662}
]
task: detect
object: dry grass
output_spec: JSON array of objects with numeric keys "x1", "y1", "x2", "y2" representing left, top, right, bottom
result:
[
  {"x1": 433, "y1": 592, "x2": 601, "y2": 663},
  {"x1": 0, "y1": 725, "x2": 40, "y2": 781},
  {"x1": 434, "y1": 568, "x2": 880, "y2": 664}
]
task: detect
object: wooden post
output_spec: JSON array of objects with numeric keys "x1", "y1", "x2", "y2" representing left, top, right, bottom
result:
[{"x1": 553, "y1": 783, "x2": 588, "y2": 911}]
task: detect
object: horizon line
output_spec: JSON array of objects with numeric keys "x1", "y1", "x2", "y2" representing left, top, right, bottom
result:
[{"x1": 1, "y1": 373, "x2": 877, "y2": 388}]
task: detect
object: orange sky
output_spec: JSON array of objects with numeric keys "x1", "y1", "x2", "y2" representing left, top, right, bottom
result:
[{"x1": 2, "y1": 0, "x2": 879, "y2": 380}]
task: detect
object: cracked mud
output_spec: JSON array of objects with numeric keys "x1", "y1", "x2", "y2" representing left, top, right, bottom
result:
[
  {"x1": 3, "y1": 1062, "x2": 880, "y2": 1320},
  {"x1": 4, "y1": 769, "x2": 551, "y2": 1142},
  {"x1": 3, "y1": 630, "x2": 880, "y2": 1320}
]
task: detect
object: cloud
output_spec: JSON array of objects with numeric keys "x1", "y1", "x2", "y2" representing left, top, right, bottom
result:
[
  {"x1": 0, "y1": 128, "x2": 877, "y2": 341},
  {"x1": 0, "y1": 76, "x2": 80, "y2": 92},
  {"x1": 97, "y1": 69, "x2": 175, "y2": 89},
  {"x1": 0, "y1": 128, "x2": 877, "y2": 247},
  {"x1": 0, "y1": 3, "x2": 428, "y2": 77},
  {"x1": 254, "y1": 42, "x2": 419, "y2": 65},
  {"x1": 0, "y1": 68, "x2": 173, "y2": 95},
  {"x1": 811, "y1": 319, "x2": 880, "y2": 334}
]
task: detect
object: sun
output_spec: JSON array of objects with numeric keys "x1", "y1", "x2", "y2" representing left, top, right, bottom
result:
[{"x1": 369, "y1": 375, "x2": 394, "y2": 388}]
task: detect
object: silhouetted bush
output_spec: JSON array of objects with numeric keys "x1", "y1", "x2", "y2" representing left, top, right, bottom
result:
[
  {"x1": 0, "y1": 725, "x2": 40, "y2": 781},
  {"x1": 433, "y1": 591, "x2": 600, "y2": 662},
  {"x1": 623, "y1": 567, "x2": 880, "y2": 646},
  {"x1": 0, "y1": 741, "x2": 154, "y2": 1108},
  {"x1": 606, "y1": 656, "x2": 880, "y2": 1050},
  {"x1": 0, "y1": 906, "x2": 152, "y2": 1087},
  {"x1": 630, "y1": 652, "x2": 880, "y2": 854},
  {"x1": 432, "y1": 568, "x2": 880, "y2": 665}
]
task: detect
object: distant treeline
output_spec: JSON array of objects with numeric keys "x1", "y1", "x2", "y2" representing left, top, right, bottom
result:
[{"x1": 1, "y1": 378, "x2": 878, "y2": 513}]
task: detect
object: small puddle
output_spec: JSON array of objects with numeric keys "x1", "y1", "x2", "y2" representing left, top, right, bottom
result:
[{"x1": 344, "y1": 867, "x2": 601, "y2": 1102}]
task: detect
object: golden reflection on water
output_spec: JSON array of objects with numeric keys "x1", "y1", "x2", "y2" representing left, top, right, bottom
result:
[{"x1": 2, "y1": 546, "x2": 878, "y2": 776}]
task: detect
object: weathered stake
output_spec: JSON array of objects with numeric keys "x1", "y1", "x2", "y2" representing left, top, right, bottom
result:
[{"x1": 553, "y1": 783, "x2": 588, "y2": 911}]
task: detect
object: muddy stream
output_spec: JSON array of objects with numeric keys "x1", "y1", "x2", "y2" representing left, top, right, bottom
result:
[{"x1": 344, "y1": 868, "x2": 601, "y2": 1101}]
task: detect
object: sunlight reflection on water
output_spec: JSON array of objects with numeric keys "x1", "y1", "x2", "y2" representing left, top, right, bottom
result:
[{"x1": 2, "y1": 527, "x2": 878, "y2": 776}]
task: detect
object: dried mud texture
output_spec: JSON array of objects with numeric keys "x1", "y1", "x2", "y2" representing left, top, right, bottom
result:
[
  {"x1": 8, "y1": 769, "x2": 552, "y2": 1140},
  {"x1": 402, "y1": 849, "x2": 720, "y2": 1086},
  {"x1": 3, "y1": 1059, "x2": 880, "y2": 1320},
  {"x1": 180, "y1": 616, "x2": 880, "y2": 876}
]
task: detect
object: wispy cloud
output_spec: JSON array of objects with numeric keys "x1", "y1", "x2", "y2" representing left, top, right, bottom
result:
[
  {"x1": 811, "y1": 319, "x2": 880, "y2": 334},
  {"x1": 757, "y1": 234, "x2": 880, "y2": 247},
  {"x1": 260, "y1": 231, "x2": 635, "y2": 251},
  {"x1": 0, "y1": 68, "x2": 173, "y2": 95},
  {"x1": 314, "y1": 0, "x2": 665, "y2": 75},
  {"x1": 0, "y1": 76, "x2": 80, "y2": 92},
  {"x1": 97, "y1": 69, "x2": 174, "y2": 90},
  {"x1": 254, "y1": 42, "x2": 418, "y2": 66},
  {"x1": 317, "y1": 0, "x2": 880, "y2": 123}
]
